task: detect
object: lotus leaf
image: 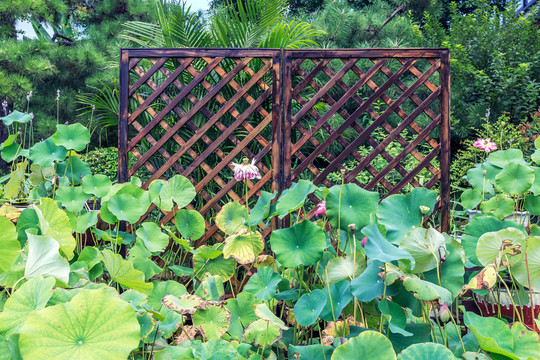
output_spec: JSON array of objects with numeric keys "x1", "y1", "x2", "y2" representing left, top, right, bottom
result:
[
  {"x1": 56, "y1": 156, "x2": 92, "y2": 185},
  {"x1": 52, "y1": 123, "x2": 91, "y2": 151},
  {"x1": 34, "y1": 198, "x2": 76, "y2": 259},
  {"x1": 192, "y1": 305, "x2": 231, "y2": 338},
  {"x1": 108, "y1": 193, "x2": 146, "y2": 224},
  {"x1": 148, "y1": 179, "x2": 173, "y2": 211},
  {"x1": 385, "y1": 264, "x2": 452, "y2": 304},
  {"x1": 289, "y1": 344, "x2": 335, "y2": 360},
  {"x1": 0, "y1": 276, "x2": 55, "y2": 336},
  {"x1": 195, "y1": 274, "x2": 225, "y2": 301},
  {"x1": 67, "y1": 210, "x2": 99, "y2": 234},
  {"x1": 460, "y1": 189, "x2": 482, "y2": 210},
  {"x1": 28, "y1": 137, "x2": 67, "y2": 167},
  {"x1": 378, "y1": 298, "x2": 412, "y2": 336},
  {"x1": 223, "y1": 230, "x2": 264, "y2": 264},
  {"x1": 215, "y1": 201, "x2": 248, "y2": 234},
  {"x1": 244, "y1": 266, "x2": 282, "y2": 301},
  {"x1": 81, "y1": 174, "x2": 112, "y2": 198},
  {"x1": 524, "y1": 194, "x2": 540, "y2": 216},
  {"x1": 377, "y1": 187, "x2": 437, "y2": 244},
  {"x1": 243, "y1": 319, "x2": 282, "y2": 348},
  {"x1": 476, "y1": 228, "x2": 526, "y2": 267},
  {"x1": 193, "y1": 245, "x2": 235, "y2": 281},
  {"x1": 512, "y1": 236, "x2": 540, "y2": 290},
  {"x1": 55, "y1": 186, "x2": 90, "y2": 213},
  {"x1": 147, "y1": 280, "x2": 187, "y2": 314},
  {"x1": 479, "y1": 195, "x2": 515, "y2": 220},
  {"x1": 361, "y1": 224, "x2": 414, "y2": 268},
  {"x1": 162, "y1": 294, "x2": 207, "y2": 315},
  {"x1": 253, "y1": 303, "x2": 288, "y2": 329},
  {"x1": 529, "y1": 167, "x2": 540, "y2": 195},
  {"x1": 3, "y1": 161, "x2": 27, "y2": 199},
  {"x1": 331, "y1": 330, "x2": 397, "y2": 359},
  {"x1": 399, "y1": 227, "x2": 446, "y2": 273},
  {"x1": 191, "y1": 339, "x2": 237, "y2": 360},
  {"x1": 154, "y1": 311, "x2": 183, "y2": 339},
  {"x1": 25, "y1": 233, "x2": 70, "y2": 284},
  {"x1": 0, "y1": 216, "x2": 20, "y2": 273},
  {"x1": 136, "y1": 222, "x2": 169, "y2": 254},
  {"x1": 1, "y1": 111, "x2": 32, "y2": 125},
  {"x1": 0, "y1": 253, "x2": 24, "y2": 287},
  {"x1": 324, "y1": 254, "x2": 366, "y2": 284},
  {"x1": 294, "y1": 289, "x2": 327, "y2": 326},
  {"x1": 18, "y1": 288, "x2": 140, "y2": 360},
  {"x1": 319, "y1": 280, "x2": 353, "y2": 322},
  {"x1": 487, "y1": 149, "x2": 528, "y2": 168},
  {"x1": 28, "y1": 163, "x2": 55, "y2": 185},
  {"x1": 175, "y1": 209, "x2": 205, "y2": 240},
  {"x1": 270, "y1": 220, "x2": 326, "y2": 268},
  {"x1": 494, "y1": 162, "x2": 534, "y2": 194},
  {"x1": 275, "y1": 180, "x2": 318, "y2": 218},
  {"x1": 466, "y1": 165, "x2": 495, "y2": 194},
  {"x1": 225, "y1": 292, "x2": 260, "y2": 339},
  {"x1": 249, "y1": 190, "x2": 277, "y2": 225},
  {"x1": 326, "y1": 183, "x2": 379, "y2": 233},
  {"x1": 158, "y1": 175, "x2": 196, "y2": 210},
  {"x1": 100, "y1": 249, "x2": 153, "y2": 295},
  {"x1": 424, "y1": 243, "x2": 465, "y2": 299},
  {"x1": 397, "y1": 343, "x2": 456, "y2": 360},
  {"x1": 1, "y1": 141, "x2": 25, "y2": 162},
  {"x1": 350, "y1": 260, "x2": 384, "y2": 302}
]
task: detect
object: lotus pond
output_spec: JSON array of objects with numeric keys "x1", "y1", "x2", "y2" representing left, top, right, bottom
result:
[{"x1": 1, "y1": 112, "x2": 540, "y2": 360}]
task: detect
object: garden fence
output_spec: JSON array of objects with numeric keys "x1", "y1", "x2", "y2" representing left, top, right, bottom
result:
[{"x1": 118, "y1": 48, "x2": 450, "y2": 245}]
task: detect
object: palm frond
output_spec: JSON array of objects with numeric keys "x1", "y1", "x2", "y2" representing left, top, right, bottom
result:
[
  {"x1": 166, "y1": 2, "x2": 213, "y2": 47},
  {"x1": 119, "y1": 21, "x2": 165, "y2": 48},
  {"x1": 259, "y1": 20, "x2": 325, "y2": 49},
  {"x1": 76, "y1": 82, "x2": 119, "y2": 129}
]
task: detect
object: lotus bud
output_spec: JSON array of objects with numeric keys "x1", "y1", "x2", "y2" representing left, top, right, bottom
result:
[
  {"x1": 438, "y1": 303, "x2": 451, "y2": 323},
  {"x1": 361, "y1": 237, "x2": 368, "y2": 247},
  {"x1": 419, "y1": 206, "x2": 430, "y2": 215},
  {"x1": 348, "y1": 224, "x2": 355, "y2": 233}
]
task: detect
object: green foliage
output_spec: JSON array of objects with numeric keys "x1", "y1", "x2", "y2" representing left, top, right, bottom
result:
[{"x1": 83, "y1": 147, "x2": 118, "y2": 180}]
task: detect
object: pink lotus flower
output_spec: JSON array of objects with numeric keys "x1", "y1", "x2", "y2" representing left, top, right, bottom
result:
[
  {"x1": 473, "y1": 138, "x2": 498, "y2": 153},
  {"x1": 313, "y1": 201, "x2": 326, "y2": 216},
  {"x1": 231, "y1": 158, "x2": 261, "y2": 181},
  {"x1": 438, "y1": 302, "x2": 451, "y2": 322},
  {"x1": 361, "y1": 237, "x2": 368, "y2": 247}
]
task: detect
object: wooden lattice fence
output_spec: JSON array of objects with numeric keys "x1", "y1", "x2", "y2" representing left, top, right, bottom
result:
[{"x1": 119, "y1": 48, "x2": 450, "y2": 244}]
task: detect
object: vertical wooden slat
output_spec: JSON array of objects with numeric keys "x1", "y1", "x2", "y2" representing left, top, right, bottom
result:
[
  {"x1": 271, "y1": 51, "x2": 282, "y2": 231},
  {"x1": 439, "y1": 49, "x2": 451, "y2": 234},
  {"x1": 281, "y1": 50, "x2": 293, "y2": 228},
  {"x1": 118, "y1": 49, "x2": 129, "y2": 184}
]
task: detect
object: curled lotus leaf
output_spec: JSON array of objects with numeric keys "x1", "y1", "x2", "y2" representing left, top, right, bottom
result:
[
  {"x1": 215, "y1": 202, "x2": 248, "y2": 235},
  {"x1": 1, "y1": 110, "x2": 32, "y2": 125},
  {"x1": 222, "y1": 230, "x2": 264, "y2": 265},
  {"x1": 253, "y1": 303, "x2": 288, "y2": 330},
  {"x1": 399, "y1": 227, "x2": 446, "y2": 273},
  {"x1": 162, "y1": 294, "x2": 206, "y2": 315},
  {"x1": 243, "y1": 319, "x2": 283, "y2": 348},
  {"x1": 52, "y1": 123, "x2": 91, "y2": 152}
]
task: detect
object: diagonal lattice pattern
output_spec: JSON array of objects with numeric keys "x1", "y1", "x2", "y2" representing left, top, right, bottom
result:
[{"x1": 119, "y1": 48, "x2": 451, "y2": 243}]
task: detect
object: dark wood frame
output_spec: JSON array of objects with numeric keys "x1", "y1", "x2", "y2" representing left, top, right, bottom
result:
[{"x1": 119, "y1": 47, "x2": 451, "y2": 241}]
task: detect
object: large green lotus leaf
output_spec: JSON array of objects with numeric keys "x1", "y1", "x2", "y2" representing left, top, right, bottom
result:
[
  {"x1": 387, "y1": 323, "x2": 432, "y2": 354},
  {"x1": 476, "y1": 228, "x2": 526, "y2": 267},
  {"x1": 68, "y1": 210, "x2": 99, "y2": 234},
  {"x1": 147, "y1": 280, "x2": 187, "y2": 314},
  {"x1": 161, "y1": 175, "x2": 196, "y2": 209},
  {"x1": 289, "y1": 344, "x2": 335, "y2": 360},
  {"x1": 361, "y1": 224, "x2": 414, "y2": 269},
  {"x1": 244, "y1": 266, "x2": 282, "y2": 301},
  {"x1": 463, "y1": 311, "x2": 514, "y2": 357},
  {"x1": 524, "y1": 194, "x2": 540, "y2": 216},
  {"x1": 508, "y1": 322, "x2": 540, "y2": 360},
  {"x1": 513, "y1": 236, "x2": 540, "y2": 290},
  {"x1": 460, "y1": 189, "x2": 483, "y2": 210},
  {"x1": 253, "y1": 303, "x2": 288, "y2": 330},
  {"x1": 1, "y1": 141, "x2": 24, "y2": 162},
  {"x1": 529, "y1": 167, "x2": 540, "y2": 196},
  {"x1": 225, "y1": 292, "x2": 260, "y2": 339},
  {"x1": 275, "y1": 180, "x2": 318, "y2": 218},
  {"x1": 28, "y1": 137, "x2": 68, "y2": 167},
  {"x1": 350, "y1": 260, "x2": 384, "y2": 302},
  {"x1": 56, "y1": 156, "x2": 92, "y2": 186},
  {"x1": 25, "y1": 233, "x2": 70, "y2": 284},
  {"x1": 100, "y1": 249, "x2": 153, "y2": 295},
  {"x1": 466, "y1": 165, "x2": 495, "y2": 194},
  {"x1": 332, "y1": 330, "x2": 397, "y2": 360},
  {"x1": 191, "y1": 339, "x2": 237, "y2": 360},
  {"x1": 377, "y1": 188, "x2": 437, "y2": 244},
  {"x1": 0, "y1": 253, "x2": 25, "y2": 287},
  {"x1": 294, "y1": 289, "x2": 327, "y2": 326},
  {"x1": 28, "y1": 163, "x2": 55, "y2": 186},
  {"x1": 378, "y1": 299, "x2": 412, "y2": 337},
  {"x1": 270, "y1": 220, "x2": 326, "y2": 268},
  {"x1": 136, "y1": 222, "x2": 169, "y2": 254},
  {"x1": 108, "y1": 193, "x2": 145, "y2": 224},
  {"x1": 16, "y1": 208, "x2": 39, "y2": 245},
  {"x1": 1, "y1": 110, "x2": 32, "y2": 125},
  {"x1": 148, "y1": 179, "x2": 173, "y2": 211},
  {"x1": 319, "y1": 280, "x2": 353, "y2": 322},
  {"x1": 175, "y1": 209, "x2": 205, "y2": 241},
  {"x1": 462, "y1": 215, "x2": 526, "y2": 266},
  {"x1": 324, "y1": 254, "x2": 366, "y2": 284},
  {"x1": 153, "y1": 311, "x2": 183, "y2": 339},
  {"x1": 55, "y1": 186, "x2": 90, "y2": 213},
  {"x1": 249, "y1": 190, "x2": 277, "y2": 225},
  {"x1": 0, "y1": 276, "x2": 55, "y2": 336},
  {"x1": 216, "y1": 201, "x2": 248, "y2": 235},
  {"x1": 193, "y1": 246, "x2": 235, "y2": 281},
  {"x1": 35, "y1": 197, "x2": 76, "y2": 259},
  {"x1": 0, "y1": 216, "x2": 20, "y2": 273},
  {"x1": 81, "y1": 174, "x2": 112, "y2": 198},
  {"x1": 397, "y1": 343, "x2": 456, "y2": 360},
  {"x1": 441, "y1": 322, "x2": 479, "y2": 358},
  {"x1": 479, "y1": 195, "x2": 515, "y2": 220},
  {"x1": 326, "y1": 183, "x2": 379, "y2": 233},
  {"x1": 99, "y1": 200, "x2": 119, "y2": 225},
  {"x1": 3, "y1": 161, "x2": 27, "y2": 199},
  {"x1": 52, "y1": 123, "x2": 91, "y2": 151},
  {"x1": 192, "y1": 305, "x2": 230, "y2": 339},
  {"x1": 424, "y1": 243, "x2": 464, "y2": 299},
  {"x1": 399, "y1": 227, "x2": 446, "y2": 273},
  {"x1": 223, "y1": 230, "x2": 264, "y2": 264},
  {"x1": 18, "y1": 288, "x2": 140, "y2": 360},
  {"x1": 487, "y1": 149, "x2": 527, "y2": 168},
  {"x1": 195, "y1": 274, "x2": 225, "y2": 302},
  {"x1": 137, "y1": 312, "x2": 155, "y2": 340},
  {"x1": 243, "y1": 318, "x2": 282, "y2": 348},
  {"x1": 0, "y1": 134, "x2": 17, "y2": 150},
  {"x1": 495, "y1": 162, "x2": 534, "y2": 194}
]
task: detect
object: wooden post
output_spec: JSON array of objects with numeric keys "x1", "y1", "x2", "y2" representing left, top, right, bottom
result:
[{"x1": 439, "y1": 49, "x2": 451, "y2": 234}]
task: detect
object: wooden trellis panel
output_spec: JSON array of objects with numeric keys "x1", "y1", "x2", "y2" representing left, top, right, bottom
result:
[{"x1": 119, "y1": 48, "x2": 450, "y2": 241}]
